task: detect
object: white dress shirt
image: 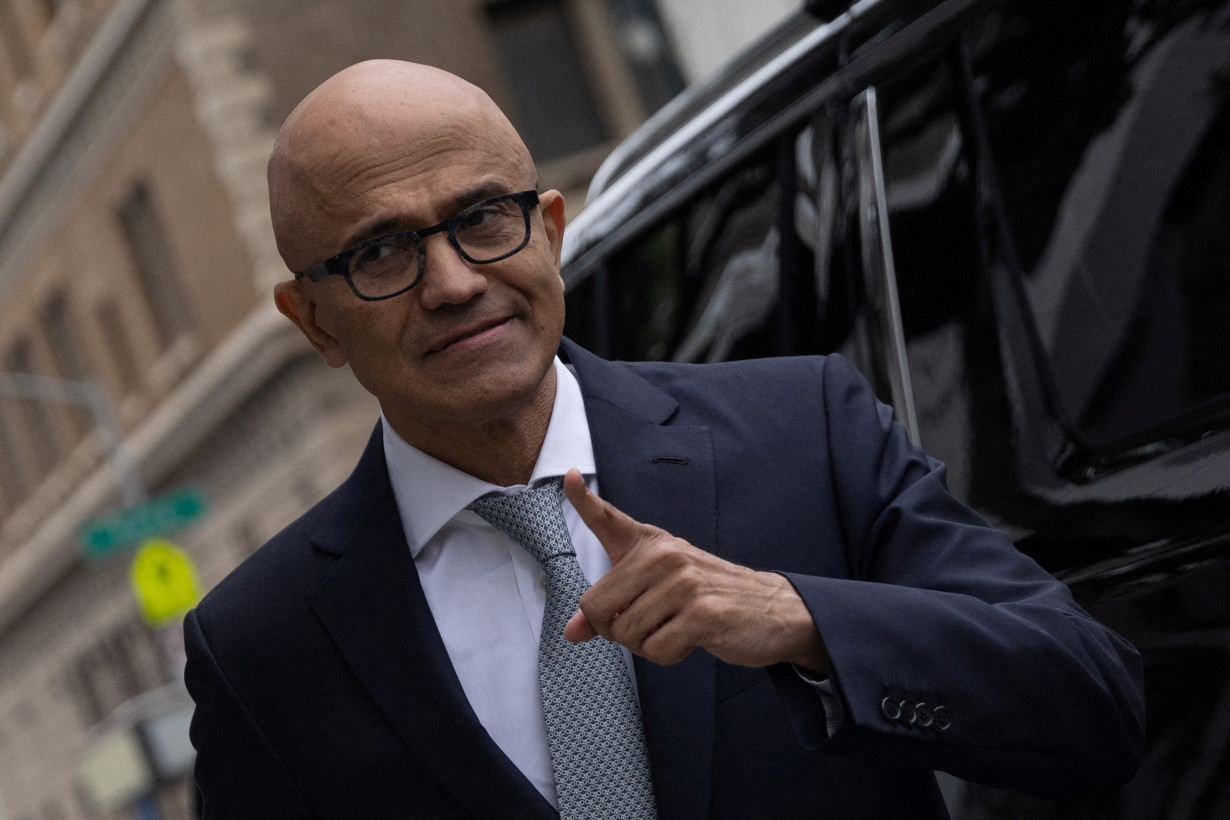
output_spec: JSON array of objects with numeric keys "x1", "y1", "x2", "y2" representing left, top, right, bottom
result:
[{"x1": 382, "y1": 357, "x2": 631, "y2": 808}]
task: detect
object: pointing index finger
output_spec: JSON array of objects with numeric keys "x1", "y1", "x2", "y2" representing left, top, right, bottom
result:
[{"x1": 562, "y1": 468, "x2": 640, "y2": 565}]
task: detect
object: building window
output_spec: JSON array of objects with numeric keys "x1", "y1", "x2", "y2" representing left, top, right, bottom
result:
[
  {"x1": 607, "y1": 0, "x2": 685, "y2": 117},
  {"x1": 65, "y1": 618, "x2": 166, "y2": 727},
  {"x1": 6, "y1": 338, "x2": 61, "y2": 481},
  {"x1": 486, "y1": 0, "x2": 609, "y2": 162},
  {"x1": 40, "y1": 291, "x2": 93, "y2": 437},
  {"x1": 96, "y1": 298, "x2": 142, "y2": 395},
  {"x1": 117, "y1": 183, "x2": 193, "y2": 350}
]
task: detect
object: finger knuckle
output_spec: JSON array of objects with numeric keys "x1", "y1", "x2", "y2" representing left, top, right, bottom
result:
[
  {"x1": 646, "y1": 541, "x2": 690, "y2": 572},
  {"x1": 688, "y1": 596, "x2": 721, "y2": 624},
  {"x1": 608, "y1": 618, "x2": 633, "y2": 647},
  {"x1": 642, "y1": 632, "x2": 688, "y2": 667}
]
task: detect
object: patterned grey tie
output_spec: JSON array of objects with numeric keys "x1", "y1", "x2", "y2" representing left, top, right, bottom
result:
[{"x1": 468, "y1": 478, "x2": 658, "y2": 818}]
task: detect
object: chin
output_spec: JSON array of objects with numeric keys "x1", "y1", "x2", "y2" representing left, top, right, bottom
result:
[{"x1": 434, "y1": 356, "x2": 555, "y2": 424}]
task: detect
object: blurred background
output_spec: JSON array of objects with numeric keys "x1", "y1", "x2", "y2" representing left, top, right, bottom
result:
[{"x1": 0, "y1": 0, "x2": 799, "y2": 817}]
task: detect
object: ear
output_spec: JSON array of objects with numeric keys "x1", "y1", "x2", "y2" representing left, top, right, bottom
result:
[
  {"x1": 274, "y1": 280, "x2": 348, "y2": 368},
  {"x1": 538, "y1": 189, "x2": 567, "y2": 270}
]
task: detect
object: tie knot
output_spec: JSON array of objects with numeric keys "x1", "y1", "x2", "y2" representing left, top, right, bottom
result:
[{"x1": 467, "y1": 477, "x2": 574, "y2": 565}]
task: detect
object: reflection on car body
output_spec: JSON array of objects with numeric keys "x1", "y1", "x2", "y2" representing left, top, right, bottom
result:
[{"x1": 561, "y1": 0, "x2": 1230, "y2": 816}]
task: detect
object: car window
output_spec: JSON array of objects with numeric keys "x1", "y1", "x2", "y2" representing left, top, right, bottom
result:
[
  {"x1": 874, "y1": 52, "x2": 985, "y2": 500},
  {"x1": 565, "y1": 135, "x2": 831, "y2": 362},
  {"x1": 972, "y1": 0, "x2": 1230, "y2": 455}
]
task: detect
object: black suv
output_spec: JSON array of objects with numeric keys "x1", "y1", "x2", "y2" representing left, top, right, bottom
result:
[{"x1": 560, "y1": 0, "x2": 1230, "y2": 816}]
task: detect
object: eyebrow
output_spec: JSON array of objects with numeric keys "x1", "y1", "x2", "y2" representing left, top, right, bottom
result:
[{"x1": 339, "y1": 181, "x2": 517, "y2": 251}]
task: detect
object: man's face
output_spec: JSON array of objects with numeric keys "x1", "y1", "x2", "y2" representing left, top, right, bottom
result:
[{"x1": 274, "y1": 101, "x2": 567, "y2": 446}]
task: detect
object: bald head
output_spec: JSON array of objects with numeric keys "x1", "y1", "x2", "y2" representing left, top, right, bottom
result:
[{"x1": 268, "y1": 60, "x2": 536, "y2": 272}]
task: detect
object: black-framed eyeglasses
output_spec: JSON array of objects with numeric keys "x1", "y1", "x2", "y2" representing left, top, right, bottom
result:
[{"x1": 294, "y1": 190, "x2": 540, "y2": 301}]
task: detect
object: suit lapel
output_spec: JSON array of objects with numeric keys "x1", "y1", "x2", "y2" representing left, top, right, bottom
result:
[
  {"x1": 563, "y1": 340, "x2": 717, "y2": 820},
  {"x1": 307, "y1": 426, "x2": 555, "y2": 820}
]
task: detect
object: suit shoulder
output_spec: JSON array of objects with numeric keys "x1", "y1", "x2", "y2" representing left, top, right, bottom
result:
[
  {"x1": 623, "y1": 352, "x2": 849, "y2": 379},
  {"x1": 192, "y1": 466, "x2": 380, "y2": 638},
  {"x1": 619, "y1": 354, "x2": 844, "y2": 406},
  {"x1": 195, "y1": 423, "x2": 388, "y2": 621}
]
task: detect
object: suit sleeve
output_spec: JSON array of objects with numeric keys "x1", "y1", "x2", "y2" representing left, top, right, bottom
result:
[
  {"x1": 184, "y1": 608, "x2": 317, "y2": 819},
  {"x1": 771, "y1": 354, "x2": 1145, "y2": 795}
]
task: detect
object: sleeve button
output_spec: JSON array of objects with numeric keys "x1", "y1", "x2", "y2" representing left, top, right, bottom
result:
[
  {"x1": 880, "y1": 696, "x2": 902, "y2": 721},
  {"x1": 899, "y1": 700, "x2": 918, "y2": 726},
  {"x1": 915, "y1": 702, "x2": 933, "y2": 728},
  {"x1": 932, "y1": 706, "x2": 952, "y2": 732}
]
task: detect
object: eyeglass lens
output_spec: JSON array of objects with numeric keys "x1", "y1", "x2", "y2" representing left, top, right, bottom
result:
[{"x1": 347, "y1": 197, "x2": 530, "y2": 298}]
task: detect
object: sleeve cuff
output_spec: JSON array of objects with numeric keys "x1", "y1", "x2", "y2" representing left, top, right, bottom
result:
[{"x1": 791, "y1": 664, "x2": 845, "y2": 737}]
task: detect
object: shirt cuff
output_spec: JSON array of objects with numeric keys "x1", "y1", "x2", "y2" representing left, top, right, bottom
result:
[{"x1": 791, "y1": 664, "x2": 844, "y2": 738}]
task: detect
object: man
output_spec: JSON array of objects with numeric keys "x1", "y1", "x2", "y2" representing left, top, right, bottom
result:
[{"x1": 184, "y1": 60, "x2": 1144, "y2": 818}]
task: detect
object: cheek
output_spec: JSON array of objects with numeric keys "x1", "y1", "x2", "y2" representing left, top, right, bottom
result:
[
  {"x1": 548, "y1": 286, "x2": 566, "y2": 331},
  {"x1": 529, "y1": 276, "x2": 566, "y2": 335},
  {"x1": 518, "y1": 257, "x2": 565, "y2": 321},
  {"x1": 327, "y1": 303, "x2": 411, "y2": 363}
]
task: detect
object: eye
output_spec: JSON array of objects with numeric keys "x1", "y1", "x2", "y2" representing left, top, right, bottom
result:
[
  {"x1": 358, "y1": 242, "x2": 403, "y2": 264},
  {"x1": 350, "y1": 237, "x2": 418, "y2": 281},
  {"x1": 458, "y1": 205, "x2": 502, "y2": 231}
]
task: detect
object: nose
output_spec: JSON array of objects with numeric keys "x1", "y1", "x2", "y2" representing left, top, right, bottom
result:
[{"x1": 415, "y1": 233, "x2": 489, "y2": 310}]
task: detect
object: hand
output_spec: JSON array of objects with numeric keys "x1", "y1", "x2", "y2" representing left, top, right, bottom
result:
[{"x1": 561, "y1": 469, "x2": 830, "y2": 673}]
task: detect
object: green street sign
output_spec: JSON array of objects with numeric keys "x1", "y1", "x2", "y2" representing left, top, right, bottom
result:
[{"x1": 79, "y1": 488, "x2": 208, "y2": 561}]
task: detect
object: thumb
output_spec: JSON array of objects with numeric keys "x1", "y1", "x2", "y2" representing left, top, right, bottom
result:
[
  {"x1": 562, "y1": 468, "x2": 643, "y2": 565},
  {"x1": 564, "y1": 609, "x2": 598, "y2": 643}
]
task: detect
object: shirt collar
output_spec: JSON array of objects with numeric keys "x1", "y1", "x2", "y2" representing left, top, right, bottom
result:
[{"x1": 382, "y1": 357, "x2": 596, "y2": 557}]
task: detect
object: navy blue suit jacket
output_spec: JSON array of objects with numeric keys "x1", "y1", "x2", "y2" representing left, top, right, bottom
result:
[{"x1": 184, "y1": 340, "x2": 1144, "y2": 818}]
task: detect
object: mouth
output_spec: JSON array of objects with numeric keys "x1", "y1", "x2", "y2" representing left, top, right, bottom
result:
[{"x1": 428, "y1": 316, "x2": 513, "y2": 354}]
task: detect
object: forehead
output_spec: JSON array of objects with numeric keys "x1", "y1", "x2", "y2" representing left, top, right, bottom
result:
[
  {"x1": 274, "y1": 81, "x2": 532, "y2": 266},
  {"x1": 324, "y1": 113, "x2": 521, "y2": 210}
]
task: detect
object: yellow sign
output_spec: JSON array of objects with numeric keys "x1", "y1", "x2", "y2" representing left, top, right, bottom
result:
[{"x1": 130, "y1": 538, "x2": 202, "y2": 627}]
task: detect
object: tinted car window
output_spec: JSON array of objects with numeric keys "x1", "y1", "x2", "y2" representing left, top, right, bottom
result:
[
  {"x1": 972, "y1": 1, "x2": 1230, "y2": 456},
  {"x1": 875, "y1": 54, "x2": 984, "y2": 501},
  {"x1": 565, "y1": 139, "x2": 828, "y2": 362}
]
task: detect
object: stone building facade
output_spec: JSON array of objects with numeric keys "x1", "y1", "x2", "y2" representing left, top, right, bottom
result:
[{"x1": 0, "y1": 0, "x2": 677, "y2": 816}]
